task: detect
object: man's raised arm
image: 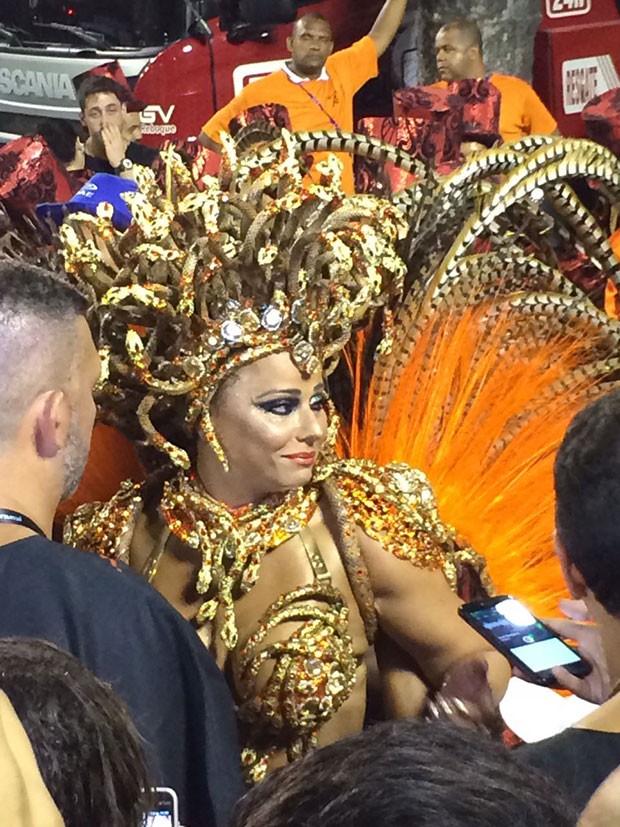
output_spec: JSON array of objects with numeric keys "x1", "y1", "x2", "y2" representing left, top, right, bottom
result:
[
  {"x1": 369, "y1": 0, "x2": 407, "y2": 57},
  {"x1": 199, "y1": 132, "x2": 223, "y2": 153}
]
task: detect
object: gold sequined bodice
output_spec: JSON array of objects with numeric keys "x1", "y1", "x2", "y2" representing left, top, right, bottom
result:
[{"x1": 228, "y1": 515, "x2": 369, "y2": 781}]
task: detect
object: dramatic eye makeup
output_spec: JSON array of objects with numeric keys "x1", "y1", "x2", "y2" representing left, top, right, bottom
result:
[
  {"x1": 253, "y1": 385, "x2": 328, "y2": 417},
  {"x1": 310, "y1": 392, "x2": 329, "y2": 411},
  {"x1": 255, "y1": 397, "x2": 300, "y2": 416}
]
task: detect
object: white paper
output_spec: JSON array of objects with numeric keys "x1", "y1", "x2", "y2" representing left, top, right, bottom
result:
[{"x1": 500, "y1": 676, "x2": 599, "y2": 743}]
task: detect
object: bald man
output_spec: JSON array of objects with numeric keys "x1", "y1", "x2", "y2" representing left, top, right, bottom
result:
[{"x1": 200, "y1": 0, "x2": 407, "y2": 193}]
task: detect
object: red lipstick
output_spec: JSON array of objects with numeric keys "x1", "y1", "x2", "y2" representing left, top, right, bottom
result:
[{"x1": 282, "y1": 452, "x2": 316, "y2": 467}]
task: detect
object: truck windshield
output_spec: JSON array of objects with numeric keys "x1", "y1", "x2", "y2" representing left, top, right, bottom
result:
[{"x1": 2, "y1": 0, "x2": 186, "y2": 48}]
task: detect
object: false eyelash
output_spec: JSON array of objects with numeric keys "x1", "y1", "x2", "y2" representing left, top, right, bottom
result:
[
  {"x1": 310, "y1": 393, "x2": 330, "y2": 408},
  {"x1": 255, "y1": 394, "x2": 329, "y2": 416},
  {"x1": 255, "y1": 398, "x2": 299, "y2": 416}
]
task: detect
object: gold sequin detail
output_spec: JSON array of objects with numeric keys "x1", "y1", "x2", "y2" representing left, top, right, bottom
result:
[
  {"x1": 237, "y1": 580, "x2": 357, "y2": 784},
  {"x1": 63, "y1": 479, "x2": 143, "y2": 564},
  {"x1": 330, "y1": 459, "x2": 492, "y2": 593},
  {"x1": 159, "y1": 474, "x2": 321, "y2": 650}
]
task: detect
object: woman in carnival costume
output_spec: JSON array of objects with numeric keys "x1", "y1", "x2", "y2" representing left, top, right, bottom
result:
[{"x1": 59, "y1": 127, "x2": 620, "y2": 779}]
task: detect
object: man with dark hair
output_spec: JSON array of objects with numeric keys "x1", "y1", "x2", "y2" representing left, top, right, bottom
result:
[
  {"x1": 230, "y1": 718, "x2": 577, "y2": 827},
  {"x1": 200, "y1": 0, "x2": 407, "y2": 193},
  {"x1": 434, "y1": 18, "x2": 557, "y2": 143},
  {"x1": 0, "y1": 261, "x2": 242, "y2": 827},
  {"x1": 518, "y1": 388, "x2": 620, "y2": 811},
  {"x1": 76, "y1": 75, "x2": 157, "y2": 176}
]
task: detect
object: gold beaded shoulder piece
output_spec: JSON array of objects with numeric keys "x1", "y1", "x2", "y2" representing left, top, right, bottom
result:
[
  {"x1": 63, "y1": 479, "x2": 144, "y2": 564},
  {"x1": 328, "y1": 458, "x2": 493, "y2": 595}
]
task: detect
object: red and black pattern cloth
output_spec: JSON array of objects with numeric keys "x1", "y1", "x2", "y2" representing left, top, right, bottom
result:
[
  {"x1": 582, "y1": 88, "x2": 620, "y2": 159},
  {"x1": 228, "y1": 102, "x2": 292, "y2": 136},
  {"x1": 355, "y1": 79, "x2": 501, "y2": 193},
  {"x1": 0, "y1": 135, "x2": 83, "y2": 221},
  {"x1": 394, "y1": 79, "x2": 501, "y2": 155}
]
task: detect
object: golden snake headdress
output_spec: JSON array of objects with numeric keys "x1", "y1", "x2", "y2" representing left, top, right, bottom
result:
[{"x1": 59, "y1": 132, "x2": 408, "y2": 469}]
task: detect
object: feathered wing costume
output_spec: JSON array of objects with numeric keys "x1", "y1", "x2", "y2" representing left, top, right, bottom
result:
[{"x1": 342, "y1": 133, "x2": 620, "y2": 615}]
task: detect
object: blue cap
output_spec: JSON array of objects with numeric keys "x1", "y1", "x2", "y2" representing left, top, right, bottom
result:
[{"x1": 36, "y1": 173, "x2": 137, "y2": 231}]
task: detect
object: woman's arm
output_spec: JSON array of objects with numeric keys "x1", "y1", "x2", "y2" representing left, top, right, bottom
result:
[{"x1": 358, "y1": 527, "x2": 511, "y2": 703}]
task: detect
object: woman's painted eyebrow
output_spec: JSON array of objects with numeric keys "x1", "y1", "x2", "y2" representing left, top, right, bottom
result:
[
  {"x1": 254, "y1": 383, "x2": 325, "y2": 402},
  {"x1": 254, "y1": 389, "x2": 302, "y2": 401}
]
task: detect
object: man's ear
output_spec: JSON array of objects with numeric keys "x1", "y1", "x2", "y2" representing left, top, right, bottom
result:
[
  {"x1": 555, "y1": 534, "x2": 588, "y2": 599},
  {"x1": 121, "y1": 101, "x2": 127, "y2": 116},
  {"x1": 32, "y1": 390, "x2": 71, "y2": 460},
  {"x1": 286, "y1": 35, "x2": 293, "y2": 54}
]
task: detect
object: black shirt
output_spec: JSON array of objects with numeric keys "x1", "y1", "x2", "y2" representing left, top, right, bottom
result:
[
  {"x1": 85, "y1": 141, "x2": 159, "y2": 174},
  {"x1": 517, "y1": 727, "x2": 620, "y2": 812},
  {"x1": 0, "y1": 536, "x2": 242, "y2": 827}
]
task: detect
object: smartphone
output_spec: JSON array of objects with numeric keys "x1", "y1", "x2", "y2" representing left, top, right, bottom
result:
[
  {"x1": 143, "y1": 788, "x2": 179, "y2": 827},
  {"x1": 458, "y1": 595, "x2": 592, "y2": 687}
]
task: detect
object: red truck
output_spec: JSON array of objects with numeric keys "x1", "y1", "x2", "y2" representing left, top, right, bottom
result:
[{"x1": 534, "y1": 0, "x2": 620, "y2": 135}]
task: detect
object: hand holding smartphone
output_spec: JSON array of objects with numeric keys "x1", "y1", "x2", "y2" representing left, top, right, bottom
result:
[{"x1": 458, "y1": 595, "x2": 592, "y2": 688}]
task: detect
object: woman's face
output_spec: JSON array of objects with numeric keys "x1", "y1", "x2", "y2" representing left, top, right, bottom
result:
[{"x1": 207, "y1": 351, "x2": 328, "y2": 503}]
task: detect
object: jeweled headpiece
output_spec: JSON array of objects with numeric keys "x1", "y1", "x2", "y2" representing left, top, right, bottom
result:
[{"x1": 60, "y1": 132, "x2": 408, "y2": 468}]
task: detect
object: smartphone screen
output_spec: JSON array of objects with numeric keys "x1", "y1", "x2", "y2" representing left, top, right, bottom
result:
[
  {"x1": 143, "y1": 788, "x2": 178, "y2": 827},
  {"x1": 459, "y1": 596, "x2": 590, "y2": 683},
  {"x1": 144, "y1": 814, "x2": 173, "y2": 827}
]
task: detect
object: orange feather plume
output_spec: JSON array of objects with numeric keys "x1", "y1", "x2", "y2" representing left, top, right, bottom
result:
[{"x1": 343, "y1": 305, "x2": 617, "y2": 617}]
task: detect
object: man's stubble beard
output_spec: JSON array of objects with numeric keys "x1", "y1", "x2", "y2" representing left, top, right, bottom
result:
[{"x1": 61, "y1": 413, "x2": 91, "y2": 500}]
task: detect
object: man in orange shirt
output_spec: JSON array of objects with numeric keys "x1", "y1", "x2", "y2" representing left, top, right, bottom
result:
[
  {"x1": 604, "y1": 229, "x2": 620, "y2": 318},
  {"x1": 434, "y1": 19, "x2": 558, "y2": 144},
  {"x1": 200, "y1": 0, "x2": 407, "y2": 193}
]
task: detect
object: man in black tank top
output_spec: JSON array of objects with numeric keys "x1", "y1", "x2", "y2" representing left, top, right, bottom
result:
[{"x1": 0, "y1": 261, "x2": 242, "y2": 827}]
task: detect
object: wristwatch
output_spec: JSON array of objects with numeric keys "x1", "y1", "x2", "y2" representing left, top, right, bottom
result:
[{"x1": 113, "y1": 157, "x2": 134, "y2": 174}]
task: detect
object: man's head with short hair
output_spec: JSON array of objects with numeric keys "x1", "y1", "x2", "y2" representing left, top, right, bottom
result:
[
  {"x1": 230, "y1": 719, "x2": 577, "y2": 827},
  {"x1": 76, "y1": 75, "x2": 128, "y2": 114},
  {"x1": 435, "y1": 19, "x2": 485, "y2": 82},
  {"x1": 76, "y1": 76, "x2": 127, "y2": 145},
  {"x1": 287, "y1": 13, "x2": 334, "y2": 80},
  {"x1": 291, "y1": 11, "x2": 331, "y2": 36},
  {"x1": 36, "y1": 119, "x2": 82, "y2": 165},
  {"x1": 554, "y1": 389, "x2": 620, "y2": 617},
  {"x1": 0, "y1": 261, "x2": 99, "y2": 505},
  {"x1": 0, "y1": 638, "x2": 152, "y2": 827}
]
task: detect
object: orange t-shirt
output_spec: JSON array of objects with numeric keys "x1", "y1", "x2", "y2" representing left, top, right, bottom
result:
[
  {"x1": 202, "y1": 36, "x2": 378, "y2": 193},
  {"x1": 604, "y1": 229, "x2": 620, "y2": 318},
  {"x1": 435, "y1": 73, "x2": 557, "y2": 143}
]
